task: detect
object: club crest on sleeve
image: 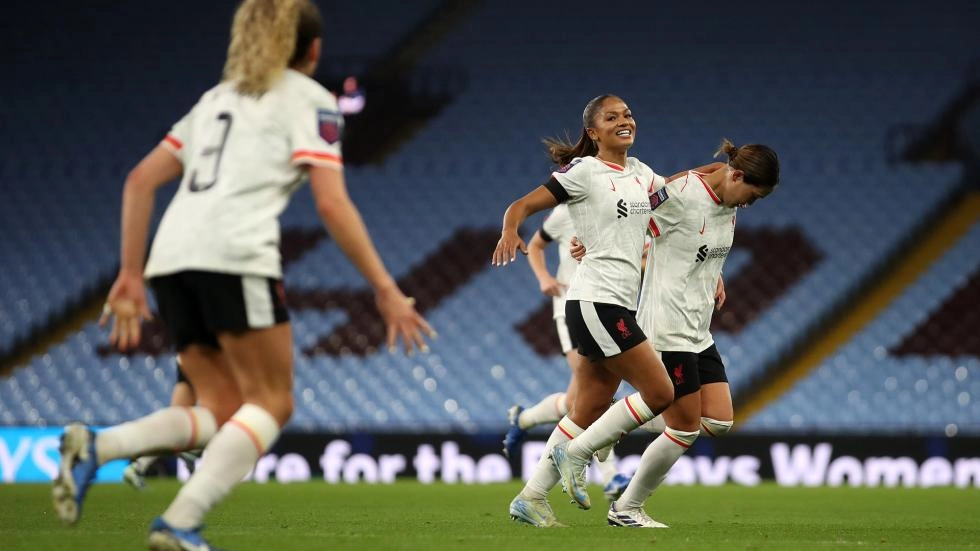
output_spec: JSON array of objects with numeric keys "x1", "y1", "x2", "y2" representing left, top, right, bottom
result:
[
  {"x1": 557, "y1": 158, "x2": 582, "y2": 173},
  {"x1": 649, "y1": 187, "x2": 669, "y2": 210},
  {"x1": 317, "y1": 109, "x2": 341, "y2": 144}
]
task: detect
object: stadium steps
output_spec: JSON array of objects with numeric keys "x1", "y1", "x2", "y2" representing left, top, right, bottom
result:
[
  {"x1": 340, "y1": 0, "x2": 480, "y2": 165},
  {"x1": 737, "y1": 189, "x2": 980, "y2": 423},
  {"x1": 371, "y1": 0, "x2": 483, "y2": 79},
  {"x1": 0, "y1": 293, "x2": 104, "y2": 378}
]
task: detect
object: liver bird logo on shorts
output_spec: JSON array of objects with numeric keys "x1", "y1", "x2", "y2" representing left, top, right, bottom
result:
[
  {"x1": 673, "y1": 364, "x2": 685, "y2": 386},
  {"x1": 616, "y1": 318, "x2": 631, "y2": 339}
]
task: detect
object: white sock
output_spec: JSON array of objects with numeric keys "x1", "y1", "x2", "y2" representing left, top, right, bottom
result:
[
  {"x1": 520, "y1": 417, "x2": 584, "y2": 500},
  {"x1": 518, "y1": 392, "x2": 567, "y2": 429},
  {"x1": 618, "y1": 427, "x2": 699, "y2": 509},
  {"x1": 162, "y1": 404, "x2": 281, "y2": 529},
  {"x1": 95, "y1": 406, "x2": 217, "y2": 464},
  {"x1": 567, "y1": 393, "x2": 653, "y2": 461},
  {"x1": 596, "y1": 449, "x2": 619, "y2": 485},
  {"x1": 639, "y1": 415, "x2": 667, "y2": 434},
  {"x1": 700, "y1": 417, "x2": 733, "y2": 437}
]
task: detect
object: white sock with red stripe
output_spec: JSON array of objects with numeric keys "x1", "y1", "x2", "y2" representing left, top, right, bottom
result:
[
  {"x1": 639, "y1": 415, "x2": 667, "y2": 434},
  {"x1": 520, "y1": 418, "x2": 584, "y2": 500},
  {"x1": 617, "y1": 427, "x2": 700, "y2": 509},
  {"x1": 162, "y1": 404, "x2": 280, "y2": 529},
  {"x1": 518, "y1": 392, "x2": 568, "y2": 429},
  {"x1": 566, "y1": 392, "x2": 654, "y2": 461},
  {"x1": 94, "y1": 406, "x2": 216, "y2": 464}
]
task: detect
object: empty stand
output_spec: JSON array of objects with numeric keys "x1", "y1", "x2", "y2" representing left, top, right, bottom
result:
[{"x1": 2, "y1": 0, "x2": 978, "y2": 435}]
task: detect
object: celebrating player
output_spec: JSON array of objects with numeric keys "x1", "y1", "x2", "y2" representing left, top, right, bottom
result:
[
  {"x1": 559, "y1": 139, "x2": 781, "y2": 527},
  {"x1": 503, "y1": 203, "x2": 630, "y2": 500},
  {"x1": 492, "y1": 94, "x2": 676, "y2": 527},
  {"x1": 51, "y1": 1, "x2": 433, "y2": 549}
]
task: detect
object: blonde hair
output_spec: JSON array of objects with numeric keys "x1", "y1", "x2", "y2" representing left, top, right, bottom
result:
[{"x1": 223, "y1": 0, "x2": 306, "y2": 96}]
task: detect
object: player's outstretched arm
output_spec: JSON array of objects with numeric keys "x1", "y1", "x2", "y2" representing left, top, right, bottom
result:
[
  {"x1": 492, "y1": 185, "x2": 558, "y2": 266},
  {"x1": 308, "y1": 165, "x2": 434, "y2": 354}
]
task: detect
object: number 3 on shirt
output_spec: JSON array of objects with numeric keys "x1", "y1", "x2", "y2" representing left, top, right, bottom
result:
[{"x1": 189, "y1": 112, "x2": 233, "y2": 192}]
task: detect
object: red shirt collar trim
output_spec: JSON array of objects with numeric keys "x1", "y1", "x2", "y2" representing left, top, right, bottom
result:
[
  {"x1": 597, "y1": 158, "x2": 625, "y2": 172},
  {"x1": 693, "y1": 172, "x2": 722, "y2": 205}
]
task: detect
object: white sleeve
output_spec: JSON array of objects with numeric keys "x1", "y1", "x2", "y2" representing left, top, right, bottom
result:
[
  {"x1": 649, "y1": 177, "x2": 684, "y2": 237},
  {"x1": 161, "y1": 108, "x2": 194, "y2": 165},
  {"x1": 541, "y1": 204, "x2": 570, "y2": 240},
  {"x1": 642, "y1": 162, "x2": 667, "y2": 193},
  {"x1": 648, "y1": 171, "x2": 667, "y2": 193},
  {"x1": 549, "y1": 158, "x2": 591, "y2": 202},
  {"x1": 289, "y1": 89, "x2": 344, "y2": 170}
]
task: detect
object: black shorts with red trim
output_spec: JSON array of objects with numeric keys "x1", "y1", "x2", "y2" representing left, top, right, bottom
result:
[
  {"x1": 660, "y1": 343, "x2": 728, "y2": 399},
  {"x1": 564, "y1": 300, "x2": 647, "y2": 361},
  {"x1": 150, "y1": 270, "x2": 289, "y2": 352}
]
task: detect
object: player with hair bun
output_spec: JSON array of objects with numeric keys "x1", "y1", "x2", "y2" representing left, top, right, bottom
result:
[{"x1": 564, "y1": 138, "x2": 780, "y2": 528}]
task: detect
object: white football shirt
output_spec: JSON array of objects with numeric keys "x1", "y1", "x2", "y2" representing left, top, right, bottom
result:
[
  {"x1": 144, "y1": 69, "x2": 343, "y2": 279},
  {"x1": 637, "y1": 171, "x2": 736, "y2": 352},
  {"x1": 547, "y1": 156, "x2": 666, "y2": 309},
  {"x1": 539, "y1": 203, "x2": 577, "y2": 319}
]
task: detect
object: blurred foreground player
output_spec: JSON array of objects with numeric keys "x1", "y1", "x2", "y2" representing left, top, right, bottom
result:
[{"x1": 52, "y1": 1, "x2": 433, "y2": 549}]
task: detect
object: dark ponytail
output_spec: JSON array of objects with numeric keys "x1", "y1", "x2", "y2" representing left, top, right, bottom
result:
[{"x1": 543, "y1": 94, "x2": 617, "y2": 167}]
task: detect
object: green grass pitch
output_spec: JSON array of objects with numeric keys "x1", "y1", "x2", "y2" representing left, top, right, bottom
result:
[{"x1": 3, "y1": 481, "x2": 978, "y2": 550}]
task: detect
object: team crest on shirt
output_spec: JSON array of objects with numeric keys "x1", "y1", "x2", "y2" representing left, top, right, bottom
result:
[
  {"x1": 317, "y1": 109, "x2": 342, "y2": 144},
  {"x1": 649, "y1": 187, "x2": 669, "y2": 210},
  {"x1": 556, "y1": 158, "x2": 582, "y2": 173}
]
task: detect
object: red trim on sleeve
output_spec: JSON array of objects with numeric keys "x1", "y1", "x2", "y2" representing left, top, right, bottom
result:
[
  {"x1": 163, "y1": 135, "x2": 183, "y2": 150},
  {"x1": 694, "y1": 172, "x2": 722, "y2": 205},
  {"x1": 649, "y1": 218, "x2": 661, "y2": 237}
]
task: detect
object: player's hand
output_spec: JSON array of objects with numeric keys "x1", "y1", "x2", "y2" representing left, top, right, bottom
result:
[
  {"x1": 570, "y1": 236, "x2": 586, "y2": 262},
  {"x1": 375, "y1": 285, "x2": 436, "y2": 356},
  {"x1": 715, "y1": 276, "x2": 727, "y2": 310},
  {"x1": 99, "y1": 270, "x2": 153, "y2": 352},
  {"x1": 492, "y1": 229, "x2": 527, "y2": 266},
  {"x1": 539, "y1": 275, "x2": 566, "y2": 298}
]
